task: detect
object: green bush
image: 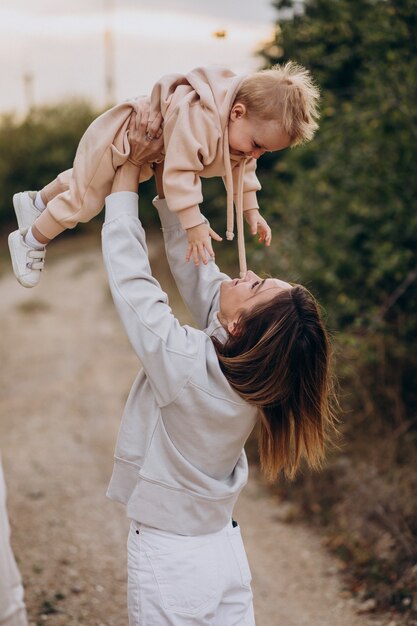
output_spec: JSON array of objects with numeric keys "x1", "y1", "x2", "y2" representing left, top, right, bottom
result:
[
  {"x1": 0, "y1": 102, "x2": 96, "y2": 224},
  {"x1": 253, "y1": 0, "x2": 417, "y2": 617}
]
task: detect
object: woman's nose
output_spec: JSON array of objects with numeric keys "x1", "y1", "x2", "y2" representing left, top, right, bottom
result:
[{"x1": 243, "y1": 270, "x2": 257, "y2": 282}]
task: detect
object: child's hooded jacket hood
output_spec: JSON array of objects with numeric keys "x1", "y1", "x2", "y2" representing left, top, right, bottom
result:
[{"x1": 150, "y1": 66, "x2": 261, "y2": 275}]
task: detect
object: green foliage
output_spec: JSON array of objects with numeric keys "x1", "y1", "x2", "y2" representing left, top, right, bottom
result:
[
  {"x1": 256, "y1": 0, "x2": 417, "y2": 615},
  {"x1": 257, "y1": 0, "x2": 417, "y2": 422},
  {"x1": 0, "y1": 102, "x2": 96, "y2": 225}
]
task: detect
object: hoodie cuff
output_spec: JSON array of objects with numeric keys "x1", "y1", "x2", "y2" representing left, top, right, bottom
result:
[
  {"x1": 152, "y1": 196, "x2": 182, "y2": 229},
  {"x1": 104, "y1": 192, "x2": 139, "y2": 223},
  {"x1": 177, "y1": 205, "x2": 205, "y2": 230},
  {"x1": 242, "y1": 191, "x2": 259, "y2": 212}
]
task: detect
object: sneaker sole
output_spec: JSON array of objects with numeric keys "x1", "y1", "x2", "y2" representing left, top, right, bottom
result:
[{"x1": 8, "y1": 231, "x2": 38, "y2": 288}]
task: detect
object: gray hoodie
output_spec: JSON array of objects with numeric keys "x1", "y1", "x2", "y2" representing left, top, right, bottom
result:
[{"x1": 102, "y1": 192, "x2": 258, "y2": 535}]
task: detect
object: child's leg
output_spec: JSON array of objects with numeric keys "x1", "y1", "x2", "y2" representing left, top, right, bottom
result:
[
  {"x1": 31, "y1": 99, "x2": 139, "y2": 241},
  {"x1": 39, "y1": 168, "x2": 73, "y2": 207},
  {"x1": 28, "y1": 169, "x2": 73, "y2": 243},
  {"x1": 9, "y1": 98, "x2": 151, "y2": 287}
]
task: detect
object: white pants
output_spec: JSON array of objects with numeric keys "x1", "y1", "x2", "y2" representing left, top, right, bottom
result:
[
  {"x1": 127, "y1": 520, "x2": 255, "y2": 626},
  {"x1": 0, "y1": 456, "x2": 28, "y2": 626}
]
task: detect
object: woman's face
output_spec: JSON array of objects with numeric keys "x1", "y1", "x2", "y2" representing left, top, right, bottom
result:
[{"x1": 219, "y1": 270, "x2": 291, "y2": 333}]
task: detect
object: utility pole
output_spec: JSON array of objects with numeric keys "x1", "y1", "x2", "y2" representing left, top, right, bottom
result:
[
  {"x1": 23, "y1": 71, "x2": 34, "y2": 114},
  {"x1": 104, "y1": 0, "x2": 116, "y2": 107}
]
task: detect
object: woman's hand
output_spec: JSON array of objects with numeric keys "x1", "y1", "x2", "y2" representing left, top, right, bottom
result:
[
  {"x1": 127, "y1": 100, "x2": 164, "y2": 167},
  {"x1": 111, "y1": 103, "x2": 164, "y2": 194}
]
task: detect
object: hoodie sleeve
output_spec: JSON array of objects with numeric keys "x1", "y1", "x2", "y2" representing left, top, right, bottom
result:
[
  {"x1": 153, "y1": 196, "x2": 229, "y2": 330},
  {"x1": 102, "y1": 191, "x2": 202, "y2": 407},
  {"x1": 232, "y1": 157, "x2": 261, "y2": 211},
  {"x1": 162, "y1": 101, "x2": 222, "y2": 231}
]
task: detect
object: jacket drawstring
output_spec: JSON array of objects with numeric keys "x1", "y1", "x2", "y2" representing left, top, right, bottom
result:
[
  {"x1": 236, "y1": 159, "x2": 247, "y2": 277},
  {"x1": 223, "y1": 127, "x2": 247, "y2": 277},
  {"x1": 223, "y1": 127, "x2": 235, "y2": 242}
]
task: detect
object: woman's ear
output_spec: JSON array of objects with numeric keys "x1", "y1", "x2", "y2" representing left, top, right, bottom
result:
[
  {"x1": 218, "y1": 311, "x2": 241, "y2": 335},
  {"x1": 227, "y1": 320, "x2": 240, "y2": 336}
]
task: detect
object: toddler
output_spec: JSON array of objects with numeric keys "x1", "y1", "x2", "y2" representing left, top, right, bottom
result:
[{"x1": 8, "y1": 62, "x2": 320, "y2": 287}]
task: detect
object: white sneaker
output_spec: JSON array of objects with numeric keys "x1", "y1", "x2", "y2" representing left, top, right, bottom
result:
[
  {"x1": 13, "y1": 191, "x2": 41, "y2": 230},
  {"x1": 8, "y1": 229, "x2": 46, "y2": 288}
]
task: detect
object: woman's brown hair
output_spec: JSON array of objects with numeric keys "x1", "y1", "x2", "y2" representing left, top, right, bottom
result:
[{"x1": 212, "y1": 285, "x2": 337, "y2": 481}]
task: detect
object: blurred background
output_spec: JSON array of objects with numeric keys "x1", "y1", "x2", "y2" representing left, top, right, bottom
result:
[{"x1": 0, "y1": 0, "x2": 416, "y2": 624}]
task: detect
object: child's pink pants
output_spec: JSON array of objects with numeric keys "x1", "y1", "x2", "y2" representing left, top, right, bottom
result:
[{"x1": 35, "y1": 98, "x2": 154, "y2": 240}]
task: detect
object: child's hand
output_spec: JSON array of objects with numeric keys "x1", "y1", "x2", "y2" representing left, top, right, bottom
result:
[
  {"x1": 185, "y1": 223, "x2": 222, "y2": 266},
  {"x1": 244, "y1": 209, "x2": 272, "y2": 246}
]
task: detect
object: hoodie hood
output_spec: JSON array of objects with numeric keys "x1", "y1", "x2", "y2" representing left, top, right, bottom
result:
[{"x1": 184, "y1": 66, "x2": 245, "y2": 131}]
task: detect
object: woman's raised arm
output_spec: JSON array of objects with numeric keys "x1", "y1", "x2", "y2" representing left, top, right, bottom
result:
[
  {"x1": 153, "y1": 162, "x2": 229, "y2": 330},
  {"x1": 102, "y1": 116, "x2": 201, "y2": 407}
]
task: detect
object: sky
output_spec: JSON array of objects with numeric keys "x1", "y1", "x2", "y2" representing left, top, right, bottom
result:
[{"x1": 0, "y1": 0, "x2": 279, "y2": 116}]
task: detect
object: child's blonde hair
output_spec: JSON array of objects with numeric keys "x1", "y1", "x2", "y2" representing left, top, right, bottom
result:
[{"x1": 235, "y1": 62, "x2": 320, "y2": 146}]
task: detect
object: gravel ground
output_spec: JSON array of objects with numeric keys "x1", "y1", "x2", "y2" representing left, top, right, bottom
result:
[{"x1": 0, "y1": 230, "x2": 384, "y2": 626}]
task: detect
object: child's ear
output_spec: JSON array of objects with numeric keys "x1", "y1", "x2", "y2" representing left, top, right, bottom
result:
[{"x1": 230, "y1": 102, "x2": 247, "y2": 121}]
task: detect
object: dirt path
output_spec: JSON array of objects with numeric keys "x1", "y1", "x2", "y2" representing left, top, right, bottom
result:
[{"x1": 0, "y1": 231, "x2": 383, "y2": 626}]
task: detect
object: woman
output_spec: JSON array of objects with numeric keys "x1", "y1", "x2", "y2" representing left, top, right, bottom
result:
[{"x1": 102, "y1": 114, "x2": 335, "y2": 626}]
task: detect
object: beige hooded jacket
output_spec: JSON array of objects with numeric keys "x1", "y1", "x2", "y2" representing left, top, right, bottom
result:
[{"x1": 36, "y1": 67, "x2": 261, "y2": 273}]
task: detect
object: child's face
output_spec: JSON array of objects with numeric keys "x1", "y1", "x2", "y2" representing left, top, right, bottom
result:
[{"x1": 228, "y1": 103, "x2": 291, "y2": 159}]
